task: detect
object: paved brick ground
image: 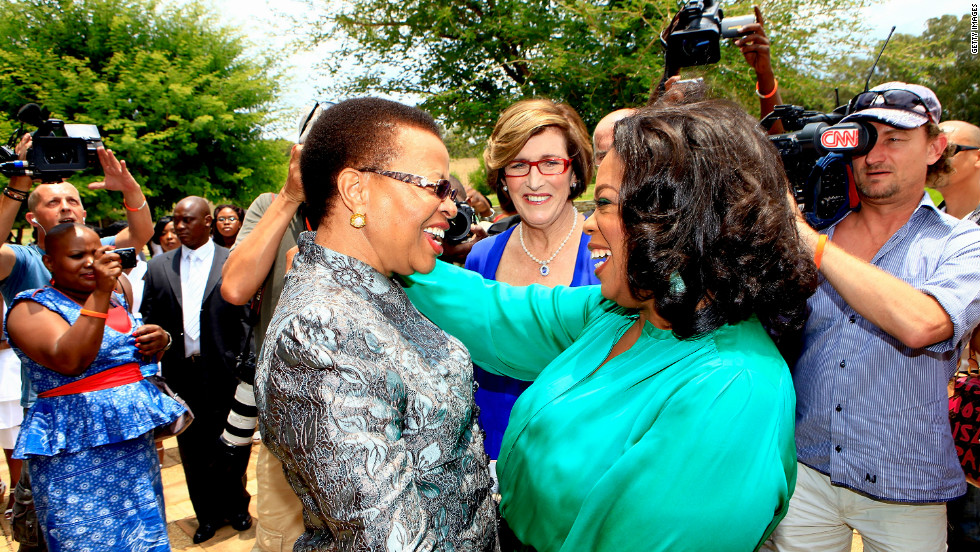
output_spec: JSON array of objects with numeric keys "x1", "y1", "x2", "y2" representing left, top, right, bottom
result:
[{"x1": 0, "y1": 438, "x2": 259, "y2": 551}]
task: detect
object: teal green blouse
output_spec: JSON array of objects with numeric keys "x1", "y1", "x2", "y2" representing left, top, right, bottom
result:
[{"x1": 403, "y1": 261, "x2": 797, "y2": 551}]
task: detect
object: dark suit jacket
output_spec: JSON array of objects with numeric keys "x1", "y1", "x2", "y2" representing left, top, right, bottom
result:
[{"x1": 140, "y1": 244, "x2": 247, "y2": 395}]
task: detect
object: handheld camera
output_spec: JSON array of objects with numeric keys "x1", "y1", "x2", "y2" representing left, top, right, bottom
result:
[
  {"x1": 115, "y1": 247, "x2": 138, "y2": 269},
  {"x1": 661, "y1": 0, "x2": 756, "y2": 69},
  {"x1": 445, "y1": 200, "x2": 475, "y2": 245}
]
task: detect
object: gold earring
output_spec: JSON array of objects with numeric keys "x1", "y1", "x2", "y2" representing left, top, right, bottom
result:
[{"x1": 350, "y1": 213, "x2": 367, "y2": 229}]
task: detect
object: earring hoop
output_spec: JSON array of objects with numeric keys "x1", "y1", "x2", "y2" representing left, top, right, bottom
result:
[{"x1": 350, "y1": 213, "x2": 367, "y2": 229}]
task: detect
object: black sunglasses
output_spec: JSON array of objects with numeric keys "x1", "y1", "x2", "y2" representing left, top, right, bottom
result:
[
  {"x1": 849, "y1": 89, "x2": 933, "y2": 121},
  {"x1": 953, "y1": 143, "x2": 980, "y2": 155}
]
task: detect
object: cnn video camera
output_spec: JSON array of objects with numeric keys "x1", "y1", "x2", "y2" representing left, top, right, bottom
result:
[
  {"x1": 764, "y1": 27, "x2": 900, "y2": 228},
  {"x1": 0, "y1": 103, "x2": 103, "y2": 183},
  {"x1": 764, "y1": 106, "x2": 877, "y2": 228}
]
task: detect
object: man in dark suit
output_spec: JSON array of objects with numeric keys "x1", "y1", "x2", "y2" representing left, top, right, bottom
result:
[{"x1": 141, "y1": 196, "x2": 251, "y2": 544}]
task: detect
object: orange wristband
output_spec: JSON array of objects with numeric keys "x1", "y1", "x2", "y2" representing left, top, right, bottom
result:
[
  {"x1": 123, "y1": 197, "x2": 146, "y2": 212},
  {"x1": 814, "y1": 234, "x2": 828, "y2": 269},
  {"x1": 79, "y1": 309, "x2": 108, "y2": 319},
  {"x1": 755, "y1": 78, "x2": 778, "y2": 99}
]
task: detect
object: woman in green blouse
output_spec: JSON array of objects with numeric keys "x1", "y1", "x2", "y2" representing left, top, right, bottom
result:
[{"x1": 403, "y1": 98, "x2": 817, "y2": 551}]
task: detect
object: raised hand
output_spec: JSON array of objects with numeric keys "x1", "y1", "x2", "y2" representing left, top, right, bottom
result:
[
  {"x1": 283, "y1": 143, "x2": 304, "y2": 204},
  {"x1": 93, "y1": 245, "x2": 122, "y2": 293},
  {"x1": 89, "y1": 147, "x2": 141, "y2": 194},
  {"x1": 734, "y1": 6, "x2": 774, "y2": 79},
  {"x1": 14, "y1": 133, "x2": 31, "y2": 160}
]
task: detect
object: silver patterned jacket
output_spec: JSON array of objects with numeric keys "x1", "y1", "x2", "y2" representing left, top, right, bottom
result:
[{"x1": 256, "y1": 233, "x2": 498, "y2": 552}]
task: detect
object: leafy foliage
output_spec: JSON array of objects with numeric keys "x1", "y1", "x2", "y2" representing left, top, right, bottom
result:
[
  {"x1": 831, "y1": 15, "x2": 980, "y2": 123},
  {"x1": 305, "y1": 0, "x2": 876, "y2": 135},
  {"x1": 0, "y1": 0, "x2": 287, "y2": 223}
]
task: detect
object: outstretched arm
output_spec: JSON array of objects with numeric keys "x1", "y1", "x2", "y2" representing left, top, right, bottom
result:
[
  {"x1": 735, "y1": 6, "x2": 784, "y2": 133},
  {"x1": 402, "y1": 260, "x2": 598, "y2": 380},
  {"x1": 796, "y1": 218, "x2": 980, "y2": 350},
  {"x1": 0, "y1": 134, "x2": 34, "y2": 281},
  {"x1": 222, "y1": 144, "x2": 304, "y2": 304},
  {"x1": 89, "y1": 148, "x2": 153, "y2": 250}
]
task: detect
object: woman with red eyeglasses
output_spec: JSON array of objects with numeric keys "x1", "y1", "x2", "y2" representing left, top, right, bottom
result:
[{"x1": 466, "y1": 99, "x2": 599, "y2": 479}]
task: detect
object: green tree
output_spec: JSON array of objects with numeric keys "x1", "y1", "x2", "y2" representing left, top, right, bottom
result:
[
  {"x1": 305, "y1": 0, "x2": 875, "y2": 134},
  {"x1": 832, "y1": 15, "x2": 979, "y2": 123},
  {"x1": 0, "y1": 0, "x2": 286, "y2": 223}
]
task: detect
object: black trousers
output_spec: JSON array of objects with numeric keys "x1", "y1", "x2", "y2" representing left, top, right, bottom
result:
[{"x1": 170, "y1": 356, "x2": 250, "y2": 525}]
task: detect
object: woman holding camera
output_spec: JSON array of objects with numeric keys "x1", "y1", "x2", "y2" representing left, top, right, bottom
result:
[
  {"x1": 403, "y1": 98, "x2": 817, "y2": 551},
  {"x1": 6, "y1": 223, "x2": 185, "y2": 551},
  {"x1": 467, "y1": 99, "x2": 599, "y2": 464}
]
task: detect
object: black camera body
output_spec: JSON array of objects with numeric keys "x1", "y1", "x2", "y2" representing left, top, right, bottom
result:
[
  {"x1": 115, "y1": 247, "x2": 138, "y2": 269},
  {"x1": 764, "y1": 105, "x2": 878, "y2": 227},
  {"x1": 663, "y1": 0, "x2": 755, "y2": 68},
  {"x1": 446, "y1": 200, "x2": 475, "y2": 245},
  {"x1": 0, "y1": 105, "x2": 103, "y2": 183}
]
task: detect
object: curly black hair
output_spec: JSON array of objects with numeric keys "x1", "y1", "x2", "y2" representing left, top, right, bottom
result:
[
  {"x1": 300, "y1": 97, "x2": 441, "y2": 224},
  {"x1": 613, "y1": 99, "x2": 817, "y2": 339}
]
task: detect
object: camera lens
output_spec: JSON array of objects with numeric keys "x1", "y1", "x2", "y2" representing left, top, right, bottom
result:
[{"x1": 446, "y1": 201, "x2": 474, "y2": 244}]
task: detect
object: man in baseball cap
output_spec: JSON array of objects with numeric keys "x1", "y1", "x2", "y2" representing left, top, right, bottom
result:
[{"x1": 765, "y1": 82, "x2": 980, "y2": 550}]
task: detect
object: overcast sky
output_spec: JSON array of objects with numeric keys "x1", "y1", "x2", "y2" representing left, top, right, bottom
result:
[{"x1": 187, "y1": 0, "x2": 969, "y2": 138}]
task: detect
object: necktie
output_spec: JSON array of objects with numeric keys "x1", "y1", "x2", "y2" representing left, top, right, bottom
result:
[{"x1": 183, "y1": 255, "x2": 205, "y2": 341}]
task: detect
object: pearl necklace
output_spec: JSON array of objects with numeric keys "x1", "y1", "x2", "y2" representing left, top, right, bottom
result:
[{"x1": 519, "y1": 206, "x2": 579, "y2": 277}]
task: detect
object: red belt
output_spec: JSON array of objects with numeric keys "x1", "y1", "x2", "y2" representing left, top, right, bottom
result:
[{"x1": 38, "y1": 363, "x2": 143, "y2": 398}]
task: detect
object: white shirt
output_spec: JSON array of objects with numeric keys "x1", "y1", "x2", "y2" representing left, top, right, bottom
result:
[
  {"x1": 122, "y1": 259, "x2": 147, "y2": 315},
  {"x1": 179, "y1": 239, "x2": 215, "y2": 357}
]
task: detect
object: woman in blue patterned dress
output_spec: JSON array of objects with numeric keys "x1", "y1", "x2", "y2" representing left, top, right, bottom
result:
[{"x1": 5, "y1": 223, "x2": 186, "y2": 551}]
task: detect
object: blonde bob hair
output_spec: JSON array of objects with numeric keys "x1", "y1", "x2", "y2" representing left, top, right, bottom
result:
[{"x1": 483, "y1": 99, "x2": 594, "y2": 206}]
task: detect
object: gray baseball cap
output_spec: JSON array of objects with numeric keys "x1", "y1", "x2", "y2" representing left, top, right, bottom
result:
[{"x1": 841, "y1": 82, "x2": 942, "y2": 129}]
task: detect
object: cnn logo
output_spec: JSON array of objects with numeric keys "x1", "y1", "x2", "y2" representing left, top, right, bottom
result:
[{"x1": 820, "y1": 128, "x2": 861, "y2": 149}]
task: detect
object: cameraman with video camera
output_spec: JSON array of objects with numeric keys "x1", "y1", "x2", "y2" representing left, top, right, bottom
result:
[
  {"x1": 766, "y1": 83, "x2": 980, "y2": 551},
  {"x1": 0, "y1": 131, "x2": 153, "y2": 551},
  {"x1": 0, "y1": 133, "x2": 153, "y2": 304}
]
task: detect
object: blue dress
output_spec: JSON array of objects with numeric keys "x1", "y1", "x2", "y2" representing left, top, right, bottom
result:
[
  {"x1": 464, "y1": 225, "x2": 599, "y2": 459},
  {"x1": 9, "y1": 287, "x2": 186, "y2": 552}
]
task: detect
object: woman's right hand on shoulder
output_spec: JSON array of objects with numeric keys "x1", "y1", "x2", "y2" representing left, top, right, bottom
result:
[{"x1": 94, "y1": 246, "x2": 122, "y2": 293}]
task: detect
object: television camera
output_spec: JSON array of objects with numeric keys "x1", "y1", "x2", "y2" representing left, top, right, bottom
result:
[{"x1": 0, "y1": 103, "x2": 103, "y2": 183}]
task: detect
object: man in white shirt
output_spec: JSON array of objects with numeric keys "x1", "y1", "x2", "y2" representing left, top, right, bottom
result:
[{"x1": 141, "y1": 196, "x2": 251, "y2": 544}]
